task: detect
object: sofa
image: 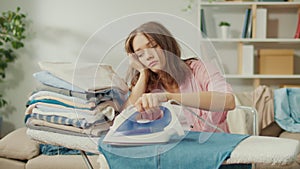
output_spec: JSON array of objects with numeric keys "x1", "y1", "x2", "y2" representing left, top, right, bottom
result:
[{"x1": 0, "y1": 127, "x2": 100, "y2": 169}]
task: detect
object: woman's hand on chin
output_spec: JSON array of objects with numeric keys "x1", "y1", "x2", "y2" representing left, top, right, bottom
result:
[{"x1": 128, "y1": 53, "x2": 146, "y2": 72}]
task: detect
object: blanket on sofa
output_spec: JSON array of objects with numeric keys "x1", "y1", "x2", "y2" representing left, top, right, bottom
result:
[{"x1": 274, "y1": 88, "x2": 300, "y2": 132}]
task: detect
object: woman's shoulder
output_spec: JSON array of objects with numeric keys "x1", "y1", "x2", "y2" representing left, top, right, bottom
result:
[{"x1": 183, "y1": 57, "x2": 204, "y2": 70}]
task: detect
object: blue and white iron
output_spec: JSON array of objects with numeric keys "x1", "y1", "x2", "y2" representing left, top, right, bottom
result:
[{"x1": 103, "y1": 101, "x2": 184, "y2": 145}]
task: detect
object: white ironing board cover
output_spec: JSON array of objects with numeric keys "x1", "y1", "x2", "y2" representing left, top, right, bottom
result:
[
  {"x1": 26, "y1": 128, "x2": 300, "y2": 165},
  {"x1": 26, "y1": 128, "x2": 99, "y2": 154},
  {"x1": 226, "y1": 136, "x2": 300, "y2": 165}
]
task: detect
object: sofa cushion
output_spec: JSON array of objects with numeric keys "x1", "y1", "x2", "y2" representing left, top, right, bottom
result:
[
  {"x1": 0, "y1": 127, "x2": 40, "y2": 160},
  {"x1": 280, "y1": 131, "x2": 300, "y2": 142},
  {"x1": 0, "y1": 157, "x2": 25, "y2": 169},
  {"x1": 279, "y1": 131, "x2": 300, "y2": 165},
  {"x1": 26, "y1": 154, "x2": 100, "y2": 169}
]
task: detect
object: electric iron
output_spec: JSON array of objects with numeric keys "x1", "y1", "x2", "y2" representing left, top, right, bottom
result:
[{"x1": 102, "y1": 101, "x2": 185, "y2": 145}]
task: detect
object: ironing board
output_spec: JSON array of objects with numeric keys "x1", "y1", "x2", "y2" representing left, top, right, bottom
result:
[
  {"x1": 25, "y1": 105, "x2": 300, "y2": 169},
  {"x1": 26, "y1": 127, "x2": 300, "y2": 169}
]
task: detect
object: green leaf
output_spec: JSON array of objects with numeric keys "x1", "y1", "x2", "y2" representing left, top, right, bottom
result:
[
  {"x1": 219, "y1": 21, "x2": 230, "y2": 27},
  {"x1": 11, "y1": 41, "x2": 24, "y2": 49},
  {"x1": 0, "y1": 96, "x2": 7, "y2": 108}
]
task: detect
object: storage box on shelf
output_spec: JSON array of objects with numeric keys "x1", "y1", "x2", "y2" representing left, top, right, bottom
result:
[
  {"x1": 198, "y1": 1, "x2": 300, "y2": 91},
  {"x1": 258, "y1": 49, "x2": 294, "y2": 75},
  {"x1": 280, "y1": 84, "x2": 300, "y2": 88}
]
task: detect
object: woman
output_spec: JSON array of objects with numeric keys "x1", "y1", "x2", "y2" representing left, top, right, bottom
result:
[{"x1": 123, "y1": 21, "x2": 235, "y2": 133}]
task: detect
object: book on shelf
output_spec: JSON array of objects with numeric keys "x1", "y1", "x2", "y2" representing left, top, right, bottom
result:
[
  {"x1": 241, "y1": 8, "x2": 252, "y2": 38},
  {"x1": 246, "y1": 9, "x2": 253, "y2": 38},
  {"x1": 255, "y1": 8, "x2": 267, "y2": 39},
  {"x1": 258, "y1": 0, "x2": 286, "y2": 2},
  {"x1": 200, "y1": 9, "x2": 207, "y2": 36},
  {"x1": 241, "y1": 45, "x2": 254, "y2": 75},
  {"x1": 294, "y1": 10, "x2": 300, "y2": 39}
]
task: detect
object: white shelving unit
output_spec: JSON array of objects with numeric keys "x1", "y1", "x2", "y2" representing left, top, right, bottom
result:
[{"x1": 198, "y1": 1, "x2": 300, "y2": 91}]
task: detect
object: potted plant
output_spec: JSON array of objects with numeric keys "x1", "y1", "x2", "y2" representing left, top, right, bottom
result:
[
  {"x1": 0, "y1": 7, "x2": 27, "y2": 135},
  {"x1": 219, "y1": 21, "x2": 231, "y2": 39}
]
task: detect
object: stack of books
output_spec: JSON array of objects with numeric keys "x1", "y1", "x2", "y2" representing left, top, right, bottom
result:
[{"x1": 241, "y1": 8, "x2": 267, "y2": 39}]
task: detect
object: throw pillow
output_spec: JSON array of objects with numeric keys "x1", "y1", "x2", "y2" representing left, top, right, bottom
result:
[{"x1": 0, "y1": 127, "x2": 40, "y2": 160}]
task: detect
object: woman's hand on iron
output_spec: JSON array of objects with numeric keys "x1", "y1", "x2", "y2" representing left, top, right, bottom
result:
[
  {"x1": 128, "y1": 53, "x2": 146, "y2": 72},
  {"x1": 138, "y1": 107, "x2": 162, "y2": 121},
  {"x1": 135, "y1": 93, "x2": 168, "y2": 120}
]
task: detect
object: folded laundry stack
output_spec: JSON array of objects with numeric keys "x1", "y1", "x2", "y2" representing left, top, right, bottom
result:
[{"x1": 25, "y1": 62, "x2": 129, "y2": 140}]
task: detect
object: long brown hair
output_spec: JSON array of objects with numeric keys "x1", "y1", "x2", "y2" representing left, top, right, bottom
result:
[{"x1": 125, "y1": 21, "x2": 191, "y2": 92}]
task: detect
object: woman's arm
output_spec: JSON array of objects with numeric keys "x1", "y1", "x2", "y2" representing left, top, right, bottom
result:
[
  {"x1": 122, "y1": 53, "x2": 149, "y2": 109},
  {"x1": 166, "y1": 91, "x2": 235, "y2": 111},
  {"x1": 134, "y1": 91, "x2": 235, "y2": 115},
  {"x1": 122, "y1": 70, "x2": 149, "y2": 109},
  {"x1": 175, "y1": 59, "x2": 236, "y2": 111}
]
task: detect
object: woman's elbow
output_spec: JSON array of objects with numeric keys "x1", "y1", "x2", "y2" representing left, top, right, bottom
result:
[{"x1": 226, "y1": 93, "x2": 236, "y2": 111}]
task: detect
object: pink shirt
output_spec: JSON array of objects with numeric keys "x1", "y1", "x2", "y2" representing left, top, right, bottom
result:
[{"x1": 179, "y1": 59, "x2": 233, "y2": 133}]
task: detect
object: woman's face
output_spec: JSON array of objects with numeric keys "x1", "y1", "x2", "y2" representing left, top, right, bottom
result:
[{"x1": 132, "y1": 33, "x2": 165, "y2": 72}]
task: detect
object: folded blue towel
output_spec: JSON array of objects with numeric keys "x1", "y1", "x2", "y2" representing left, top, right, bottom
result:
[
  {"x1": 40, "y1": 144, "x2": 95, "y2": 155},
  {"x1": 98, "y1": 131, "x2": 248, "y2": 169},
  {"x1": 34, "y1": 71, "x2": 85, "y2": 93},
  {"x1": 274, "y1": 88, "x2": 300, "y2": 132}
]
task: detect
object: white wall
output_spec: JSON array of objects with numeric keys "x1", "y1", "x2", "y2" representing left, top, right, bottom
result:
[{"x1": 0, "y1": 0, "x2": 197, "y2": 136}]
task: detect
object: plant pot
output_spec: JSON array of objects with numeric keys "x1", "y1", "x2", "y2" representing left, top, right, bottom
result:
[{"x1": 220, "y1": 26, "x2": 230, "y2": 39}]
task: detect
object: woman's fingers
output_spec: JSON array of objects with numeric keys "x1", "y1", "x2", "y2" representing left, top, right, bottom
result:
[
  {"x1": 139, "y1": 94, "x2": 160, "y2": 109},
  {"x1": 149, "y1": 107, "x2": 162, "y2": 120},
  {"x1": 152, "y1": 95, "x2": 159, "y2": 107},
  {"x1": 142, "y1": 107, "x2": 161, "y2": 120},
  {"x1": 141, "y1": 94, "x2": 149, "y2": 109},
  {"x1": 135, "y1": 94, "x2": 163, "y2": 120},
  {"x1": 135, "y1": 97, "x2": 143, "y2": 112}
]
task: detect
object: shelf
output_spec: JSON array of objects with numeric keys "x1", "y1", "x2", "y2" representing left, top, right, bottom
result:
[
  {"x1": 224, "y1": 74, "x2": 300, "y2": 79},
  {"x1": 202, "y1": 38, "x2": 300, "y2": 43},
  {"x1": 198, "y1": 1, "x2": 300, "y2": 89},
  {"x1": 200, "y1": 2, "x2": 300, "y2": 8}
]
